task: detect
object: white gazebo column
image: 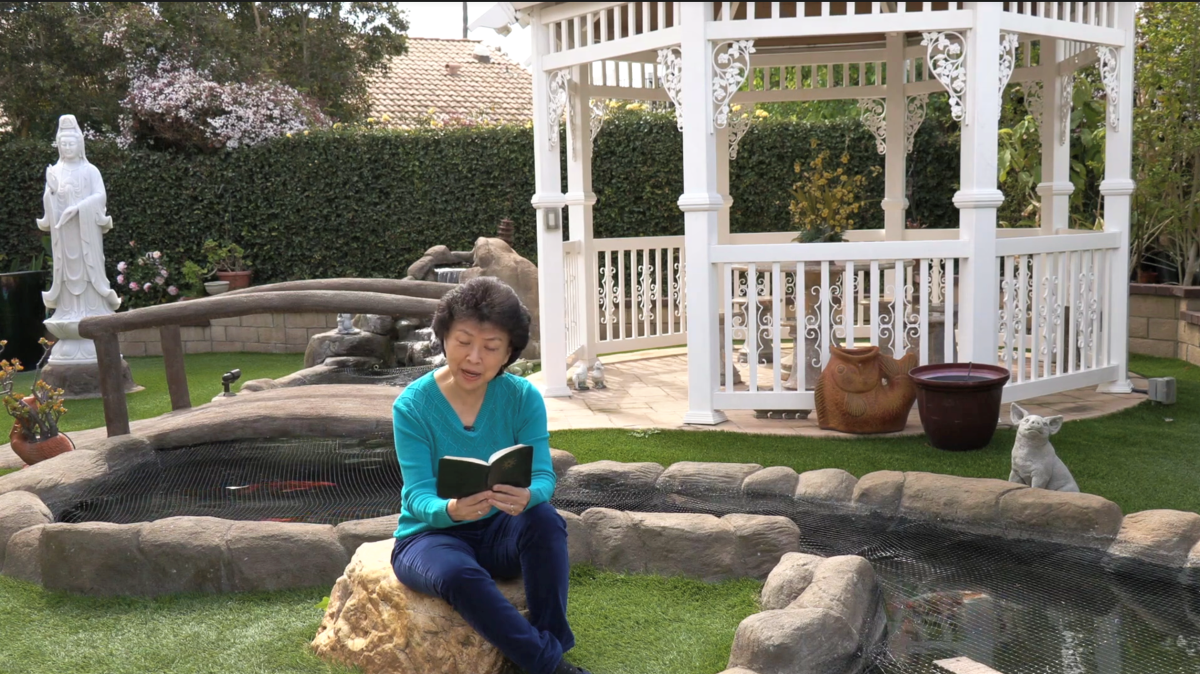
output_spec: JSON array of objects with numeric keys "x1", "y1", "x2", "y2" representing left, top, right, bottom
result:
[
  {"x1": 531, "y1": 12, "x2": 570, "y2": 397},
  {"x1": 565, "y1": 64, "x2": 598, "y2": 366},
  {"x1": 1097, "y1": 3, "x2": 1136, "y2": 393},
  {"x1": 882, "y1": 31, "x2": 908, "y2": 240},
  {"x1": 678, "y1": 2, "x2": 727, "y2": 426},
  {"x1": 1036, "y1": 38, "x2": 1073, "y2": 234},
  {"x1": 952, "y1": 4, "x2": 1004, "y2": 364}
]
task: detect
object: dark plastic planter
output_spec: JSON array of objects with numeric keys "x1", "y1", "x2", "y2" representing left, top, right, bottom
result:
[
  {"x1": 910, "y1": 362, "x2": 1011, "y2": 451},
  {"x1": 0, "y1": 271, "x2": 49, "y2": 364}
]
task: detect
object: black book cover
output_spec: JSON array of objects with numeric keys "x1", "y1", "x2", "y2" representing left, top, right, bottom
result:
[{"x1": 436, "y1": 444, "x2": 534, "y2": 499}]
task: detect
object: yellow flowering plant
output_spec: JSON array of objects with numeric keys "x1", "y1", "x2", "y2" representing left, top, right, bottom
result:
[
  {"x1": 1, "y1": 338, "x2": 68, "y2": 442},
  {"x1": 789, "y1": 143, "x2": 881, "y2": 243}
]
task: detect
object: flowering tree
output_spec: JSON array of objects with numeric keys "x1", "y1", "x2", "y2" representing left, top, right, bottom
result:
[{"x1": 118, "y1": 58, "x2": 329, "y2": 151}]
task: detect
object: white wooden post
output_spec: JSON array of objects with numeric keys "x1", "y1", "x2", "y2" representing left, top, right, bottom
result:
[
  {"x1": 1037, "y1": 37, "x2": 1073, "y2": 234},
  {"x1": 531, "y1": 11, "x2": 571, "y2": 398},
  {"x1": 883, "y1": 32, "x2": 907, "y2": 240},
  {"x1": 1097, "y1": 3, "x2": 1136, "y2": 394},
  {"x1": 566, "y1": 64, "x2": 599, "y2": 366},
  {"x1": 954, "y1": 4, "x2": 1004, "y2": 364},
  {"x1": 680, "y1": 2, "x2": 728, "y2": 426},
  {"x1": 716, "y1": 124, "x2": 733, "y2": 246}
]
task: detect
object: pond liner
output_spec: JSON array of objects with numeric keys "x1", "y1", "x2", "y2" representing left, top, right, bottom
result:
[{"x1": 49, "y1": 438, "x2": 1200, "y2": 674}]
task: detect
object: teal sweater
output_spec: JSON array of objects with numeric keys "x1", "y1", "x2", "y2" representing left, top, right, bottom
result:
[{"x1": 392, "y1": 371, "x2": 557, "y2": 540}]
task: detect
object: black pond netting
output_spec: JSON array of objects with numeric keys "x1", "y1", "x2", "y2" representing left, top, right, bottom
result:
[
  {"x1": 329, "y1": 364, "x2": 438, "y2": 386},
  {"x1": 50, "y1": 437, "x2": 1200, "y2": 674}
]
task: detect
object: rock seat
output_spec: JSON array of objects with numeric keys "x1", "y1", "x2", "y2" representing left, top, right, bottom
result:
[{"x1": 312, "y1": 539, "x2": 527, "y2": 674}]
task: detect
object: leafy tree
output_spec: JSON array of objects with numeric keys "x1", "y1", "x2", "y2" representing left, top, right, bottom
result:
[{"x1": 0, "y1": 2, "x2": 408, "y2": 139}]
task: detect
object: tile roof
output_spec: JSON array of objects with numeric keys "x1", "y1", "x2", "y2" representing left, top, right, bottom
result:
[{"x1": 366, "y1": 37, "x2": 532, "y2": 125}]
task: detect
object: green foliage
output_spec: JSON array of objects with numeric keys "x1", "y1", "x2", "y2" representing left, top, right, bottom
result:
[
  {"x1": 202, "y1": 239, "x2": 248, "y2": 273},
  {"x1": 0, "y1": 117, "x2": 965, "y2": 283},
  {"x1": 789, "y1": 144, "x2": 881, "y2": 242},
  {"x1": 0, "y1": 2, "x2": 409, "y2": 139}
]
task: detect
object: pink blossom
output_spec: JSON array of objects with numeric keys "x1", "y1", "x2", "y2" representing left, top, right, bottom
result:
[
  {"x1": 161, "y1": 269, "x2": 169, "y2": 278},
  {"x1": 116, "y1": 274, "x2": 125, "y2": 284},
  {"x1": 167, "y1": 285, "x2": 179, "y2": 296},
  {"x1": 152, "y1": 251, "x2": 162, "y2": 259},
  {"x1": 144, "y1": 284, "x2": 152, "y2": 292},
  {"x1": 129, "y1": 281, "x2": 140, "y2": 291},
  {"x1": 117, "y1": 261, "x2": 127, "y2": 272},
  {"x1": 154, "y1": 276, "x2": 166, "y2": 285}
]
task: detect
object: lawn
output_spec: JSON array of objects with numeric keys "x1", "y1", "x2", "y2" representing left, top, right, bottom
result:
[{"x1": 0, "y1": 352, "x2": 1196, "y2": 674}]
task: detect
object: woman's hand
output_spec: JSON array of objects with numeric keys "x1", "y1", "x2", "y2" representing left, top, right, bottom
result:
[
  {"x1": 489, "y1": 484, "x2": 531, "y2": 516},
  {"x1": 447, "y1": 490, "x2": 495, "y2": 522}
]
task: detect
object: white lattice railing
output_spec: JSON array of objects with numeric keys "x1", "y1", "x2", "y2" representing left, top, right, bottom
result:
[
  {"x1": 593, "y1": 236, "x2": 688, "y2": 352},
  {"x1": 711, "y1": 1, "x2": 962, "y2": 21},
  {"x1": 1002, "y1": 2, "x2": 1119, "y2": 29},
  {"x1": 711, "y1": 240, "x2": 966, "y2": 410},
  {"x1": 563, "y1": 241, "x2": 587, "y2": 360},
  {"x1": 996, "y1": 232, "x2": 1121, "y2": 401},
  {"x1": 546, "y1": 2, "x2": 681, "y2": 55}
]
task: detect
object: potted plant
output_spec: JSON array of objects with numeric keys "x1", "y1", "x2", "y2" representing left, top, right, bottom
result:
[
  {"x1": 203, "y1": 239, "x2": 252, "y2": 290},
  {"x1": 909, "y1": 362, "x2": 1011, "y2": 451},
  {"x1": 789, "y1": 146, "x2": 880, "y2": 244},
  {"x1": 2, "y1": 338, "x2": 73, "y2": 465}
]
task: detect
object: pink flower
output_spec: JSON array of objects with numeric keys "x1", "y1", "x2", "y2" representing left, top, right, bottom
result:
[
  {"x1": 116, "y1": 274, "x2": 125, "y2": 284},
  {"x1": 117, "y1": 261, "x2": 127, "y2": 272},
  {"x1": 161, "y1": 269, "x2": 169, "y2": 278},
  {"x1": 129, "y1": 281, "x2": 140, "y2": 291},
  {"x1": 154, "y1": 276, "x2": 165, "y2": 285},
  {"x1": 152, "y1": 251, "x2": 162, "y2": 259},
  {"x1": 144, "y1": 284, "x2": 152, "y2": 292},
  {"x1": 167, "y1": 285, "x2": 179, "y2": 296}
]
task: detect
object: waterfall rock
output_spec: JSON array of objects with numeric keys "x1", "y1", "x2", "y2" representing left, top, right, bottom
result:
[
  {"x1": 305, "y1": 330, "x2": 395, "y2": 369},
  {"x1": 459, "y1": 238, "x2": 541, "y2": 360},
  {"x1": 406, "y1": 246, "x2": 461, "y2": 282}
]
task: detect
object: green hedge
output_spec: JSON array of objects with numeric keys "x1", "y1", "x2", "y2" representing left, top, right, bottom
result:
[{"x1": 0, "y1": 115, "x2": 961, "y2": 284}]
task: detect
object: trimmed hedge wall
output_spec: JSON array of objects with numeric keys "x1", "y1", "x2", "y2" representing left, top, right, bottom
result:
[{"x1": 0, "y1": 115, "x2": 960, "y2": 284}]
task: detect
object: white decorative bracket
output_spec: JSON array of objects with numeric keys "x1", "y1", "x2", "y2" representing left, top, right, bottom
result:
[
  {"x1": 998, "y1": 32, "x2": 1020, "y2": 117},
  {"x1": 657, "y1": 47, "x2": 684, "y2": 132},
  {"x1": 1096, "y1": 46, "x2": 1120, "y2": 131},
  {"x1": 728, "y1": 110, "x2": 751, "y2": 160},
  {"x1": 921, "y1": 31, "x2": 967, "y2": 123},
  {"x1": 1059, "y1": 74, "x2": 1074, "y2": 145},
  {"x1": 1023, "y1": 81, "x2": 1044, "y2": 128},
  {"x1": 858, "y1": 98, "x2": 887, "y2": 155},
  {"x1": 547, "y1": 69, "x2": 571, "y2": 150},
  {"x1": 712, "y1": 40, "x2": 755, "y2": 132},
  {"x1": 589, "y1": 98, "x2": 607, "y2": 142},
  {"x1": 905, "y1": 94, "x2": 928, "y2": 155}
]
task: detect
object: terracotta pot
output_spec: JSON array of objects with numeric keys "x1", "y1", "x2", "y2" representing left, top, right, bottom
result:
[
  {"x1": 814, "y1": 345, "x2": 918, "y2": 434},
  {"x1": 910, "y1": 363, "x2": 1010, "y2": 451},
  {"x1": 8, "y1": 396, "x2": 74, "y2": 465},
  {"x1": 1137, "y1": 269, "x2": 1159, "y2": 284},
  {"x1": 216, "y1": 270, "x2": 253, "y2": 290}
]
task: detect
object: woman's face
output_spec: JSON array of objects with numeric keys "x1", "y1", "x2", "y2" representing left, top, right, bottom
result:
[{"x1": 443, "y1": 319, "x2": 511, "y2": 393}]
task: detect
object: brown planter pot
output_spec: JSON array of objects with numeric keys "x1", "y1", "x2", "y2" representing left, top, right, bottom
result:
[
  {"x1": 910, "y1": 363, "x2": 1011, "y2": 451},
  {"x1": 9, "y1": 394, "x2": 75, "y2": 466},
  {"x1": 1137, "y1": 269, "x2": 1159, "y2": 284},
  {"x1": 216, "y1": 270, "x2": 253, "y2": 290}
]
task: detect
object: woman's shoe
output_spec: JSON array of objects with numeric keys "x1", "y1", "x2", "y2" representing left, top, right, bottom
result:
[{"x1": 552, "y1": 659, "x2": 592, "y2": 674}]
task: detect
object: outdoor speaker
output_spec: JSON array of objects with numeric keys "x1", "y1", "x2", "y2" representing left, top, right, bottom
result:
[{"x1": 1148, "y1": 377, "x2": 1176, "y2": 405}]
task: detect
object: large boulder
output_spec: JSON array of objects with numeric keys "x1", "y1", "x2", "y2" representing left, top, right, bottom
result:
[
  {"x1": 632, "y1": 512, "x2": 738, "y2": 581},
  {"x1": 226, "y1": 521, "x2": 349, "y2": 592},
  {"x1": 1108, "y1": 510, "x2": 1200, "y2": 568},
  {"x1": 851, "y1": 470, "x2": 905, "y2": 516},
  {"x1": 742, "y1": 467, "x2": 799, "y2": 498},
  {"x1": 559, "y1": 461, "x2": 664, "y2": 492},
  {"x1": 722, "y1": 514, "x2": 801, "y2": 579},
  {"x1": 1, "y1": 524, "x2": 44, "y2": 583},
  {"x1": 138, "y1": 516, "x2": 232, "y2": 595},
  {"x1": 549, "y1": 449, "x2": 578, "y2": 480},
  {"x1": 352, "y1": 314, "x2": 397, "y2": 337},
  {"x1": 305, "y1": 330, "x2": 395, "y2": 369},
  {"x1": 898, "y1": 472, "x2": 1026, "y2": 529},
  {"x1": 0, "y1": 491, "x2": 52, "y2": 569},
  {"x1": 459, "y1": 238, "x2": 540, "y2": 359},
  {"x1": 999, "y1": 489, "x2": 1124, "y2": 548},
  {"x1": 656, "y1": 462, "x2": 763, "y2": 496},
  {"x1": 760, "y1": 552, "x2": 824, "y2": 610},
  {"x1": 558, "y1": 509, "x2": 591, "y2": 565},
  {"x1": 41, "y1": 522, "x2": 148, "y2": 596},
  {"x1": 406, "y1": 245, "x2": 463, "y2": 282},
  {"x1": 335, "y1": 515, "x2": 400, "y2": 558},
  {"x1": 727, "y1": 608, "x2": 860, "y2": 674},
  {"x1": 795, "y1": 469, "x2": 857, "y2": 505},
  {"x1": 312, "y1": 539, "x2": 526, "y2": 674}
]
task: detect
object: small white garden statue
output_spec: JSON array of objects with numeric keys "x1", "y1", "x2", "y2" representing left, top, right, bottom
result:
[
  {"x1": 336, "y1": 313, "x2": 359, "y2": 335},
  {"x1": 590, "y1": 361, "x2": 606, "y2": 389},
  {"x1": 1008, "y1": 403, "x2": 1079, "y2": 492},
  {"x1": 572, "y1": 361, "x2": 589, "y2": 390}
]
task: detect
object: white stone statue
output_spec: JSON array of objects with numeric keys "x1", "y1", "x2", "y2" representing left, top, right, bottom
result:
[
  {"x1": 336, "y1": 313, "x2": 360, "y2": 335},
  {"x1": 37, "y1": 114, "x2": 121, "y2": 365},
  {"x1": 1008, "y1": 403, "x2": 1079, "y2": 492},
  {"x1": 572, "y1": 361, "x2": 589, "y2": 390},
  {"x1": 590, "y1": 360, "x2": 606, "y2": 389}
]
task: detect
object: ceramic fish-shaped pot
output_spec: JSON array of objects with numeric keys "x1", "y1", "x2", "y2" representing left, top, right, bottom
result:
[{"x1": 814, "y1": 345, "x2": 918, "y2": 434}]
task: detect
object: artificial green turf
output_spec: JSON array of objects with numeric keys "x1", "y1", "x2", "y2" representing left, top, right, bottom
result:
[
  {"x1": 565, "y1": 566, "x2": 762, "y2": 674},
  {"x1": 550, "y1": 354, "x2": 1200, "y2": 516},
  {"x1": 10, "y1": 352, "x2": 304, "y2": 434}
]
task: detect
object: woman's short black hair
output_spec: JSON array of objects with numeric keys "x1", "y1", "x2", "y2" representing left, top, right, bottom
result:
[{"x1": 431, "y1": 276, "x2": 531, "y2": 372}]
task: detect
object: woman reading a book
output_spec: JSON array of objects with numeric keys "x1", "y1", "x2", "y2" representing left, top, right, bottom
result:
[{"x1": 390, "y1": 277, "x2": 589, "y2": 674}]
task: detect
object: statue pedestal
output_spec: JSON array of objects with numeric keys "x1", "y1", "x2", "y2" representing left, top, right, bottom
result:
[{"x1": 42, "y1": 320, "x2": 140, "y2": 399}]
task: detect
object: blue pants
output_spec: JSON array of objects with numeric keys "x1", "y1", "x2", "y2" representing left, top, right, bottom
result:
[{"x1": 391, "y1": 502, "x2": 575, "y2": 674}]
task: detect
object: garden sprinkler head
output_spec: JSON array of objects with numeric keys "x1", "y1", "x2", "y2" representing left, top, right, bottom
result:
[{"x1": 221, "y1": 369, "x2": 242, "y2": 396}]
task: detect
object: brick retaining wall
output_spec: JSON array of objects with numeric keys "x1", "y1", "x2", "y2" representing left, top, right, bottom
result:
[
  {"x1": 1128, "y1": 284, "x2": 1200, "y2": 365},
  {"x1": 118, "y1": 312, "x2": 338, "y2": 356}
]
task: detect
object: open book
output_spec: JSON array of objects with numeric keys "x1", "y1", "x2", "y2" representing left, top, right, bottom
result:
[{"x1": 437, "y1": 444, "x2": 533, "y2": 500}]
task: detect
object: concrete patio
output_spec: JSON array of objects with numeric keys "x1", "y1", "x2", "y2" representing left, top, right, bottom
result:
[{"x1": 531, "y1": 347, "x2": 1149, "y2": 437}]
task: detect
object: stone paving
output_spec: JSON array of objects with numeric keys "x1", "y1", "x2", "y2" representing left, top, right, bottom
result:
[{"x1": 531, "y1": 347, "x2": 1148, "y2": 437}]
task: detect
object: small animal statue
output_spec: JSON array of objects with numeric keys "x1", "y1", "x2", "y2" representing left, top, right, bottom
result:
[
  {"x1": 572, "y1": 361, "x2": 589, "y2": 390},
  {"x1": 814, "y1": 345, "x2": 918, "y2": 434},
  {"x1": 1008, "y1": 403, "x2": 1079, "y2": 492},
  {"x1": 336, "y1": 313, "x2": 359, "y2": 335},
  {"x1": 590, "y1": 361, "x2": 606, "y2": 389}
]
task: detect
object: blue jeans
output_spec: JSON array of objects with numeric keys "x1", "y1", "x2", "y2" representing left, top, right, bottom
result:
[{"x1": 391, "y1": 502, "x2": 575, "y2": 674}]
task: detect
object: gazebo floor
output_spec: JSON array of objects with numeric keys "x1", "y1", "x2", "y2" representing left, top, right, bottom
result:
[{"x1": 531, "y1": 347, "x2": 1148, "y2": 437}]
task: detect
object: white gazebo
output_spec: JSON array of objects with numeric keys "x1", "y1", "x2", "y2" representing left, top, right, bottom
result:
[{"x1": 474, "y1": 2, "x2": 1136, "y2": 425}]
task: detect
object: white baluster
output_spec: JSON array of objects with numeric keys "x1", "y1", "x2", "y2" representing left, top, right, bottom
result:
[
  {"x1": 1094, "y1": 250, "x2": 1107, "y2": 368},
  {"x1": 944, "y1": 259, "x2": 956, "y2": 364},
  {"x1": 796, "y1": 262, "x2": 808, "y2": 391},
  {"x1": 725, "y1": 263, "x2": 735, "y2": 391},
  {"x1": 1002, "y1": 256, "x2": 1015, "y2": 373},
  {"x1": 721, "y1": 1, "x2": 731, "y2": 21},
  {"x1": 892, "y1": 260, "x2": 905, "y2": 357},
  {"x1": 919, "y1": 259, "x2": 930, "y2": 366},
  {"x1": 748, "y1": 263, "x2": 759, "y2": 391},
  {"x1": 843, "y1": 261, "x2": 855, "y2": 348},
  {"x1": 1056, "y1": 252, "x2": 1068, "y2": 376},
  {"x1": 820, "y1": 262, "x2": 832, "y2": 367},
  {"x1": 658, "y1": 1, "x2": 666, "y2": 28},
  {"x1": 1018, "y1": 255, "x2": 1029, "y2": 382},
  {"x1": 772, "y1": 263, "x2": 783, "y2": 390},
  {"x1": 870, "y1": 261, "x2": 881, "y2": 346},
  {"x1": 772, "y1": 2, "x2": 780, "y2": 18}
]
